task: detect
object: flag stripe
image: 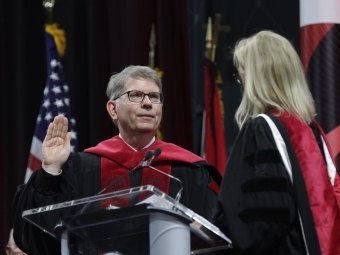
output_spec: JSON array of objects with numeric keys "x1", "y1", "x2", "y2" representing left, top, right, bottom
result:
[
  {"x1": 27, "y1": 153, "x2": 42, "y2": 172},
  {"x1": 24, "y1": 169, "x2": 33, "y2": 184},
  {"x1": 29, "y1": 136, "x2": 43, "y2": 161}
]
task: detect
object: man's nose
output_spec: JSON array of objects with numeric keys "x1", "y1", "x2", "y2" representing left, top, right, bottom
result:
[{"x1": 141, "y1": 95, "x2": 153, "y2": 105}]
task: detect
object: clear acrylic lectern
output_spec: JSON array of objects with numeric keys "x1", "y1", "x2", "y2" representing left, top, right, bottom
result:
[{"x1": 22, "y1": 185, "x2": 232, "y2": 255}]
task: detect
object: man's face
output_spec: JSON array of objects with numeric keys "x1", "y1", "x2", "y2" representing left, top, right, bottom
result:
[{"x1": 111, "y1": 78, "x2": 162, "y2": 137}]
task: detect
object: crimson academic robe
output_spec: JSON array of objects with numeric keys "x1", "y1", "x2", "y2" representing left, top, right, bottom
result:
[
  {"x1": 214, "y1": 113, "x2": 340, "y2": 255},
  {"x1": 13, "y1": 137, "x2": 221, "y2": 255}
]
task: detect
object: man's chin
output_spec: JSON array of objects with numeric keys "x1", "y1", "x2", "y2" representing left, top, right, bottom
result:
[{"x1": 135, "y1": 125, "x2": 158, "y2": 134}]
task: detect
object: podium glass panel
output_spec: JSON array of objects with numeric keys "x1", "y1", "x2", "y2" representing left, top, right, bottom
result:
[{"x1": 22, "y1": 185, "x2": 232, "y2": 254}]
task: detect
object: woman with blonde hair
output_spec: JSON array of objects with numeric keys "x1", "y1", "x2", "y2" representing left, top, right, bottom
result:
[{"x1": 214, "y1": 31, "x2": 340, "y2": 255}]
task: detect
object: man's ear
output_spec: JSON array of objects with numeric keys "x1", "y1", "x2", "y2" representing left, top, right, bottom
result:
[{"x1": 106, "y1": 100, "x2": 118, "y2": 121}]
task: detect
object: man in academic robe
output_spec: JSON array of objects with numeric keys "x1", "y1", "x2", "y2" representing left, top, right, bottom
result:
[{"x1": 13, "y1": 65, "x2": 221, "y2": 255}]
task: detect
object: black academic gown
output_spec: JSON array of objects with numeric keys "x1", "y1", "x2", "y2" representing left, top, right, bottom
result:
[
  {"x1": 13, "y1": 152, "x2": 220, "y2": 255},
  {"x1": 213, "y1": 115, "x2": 322, "y2": 255}
]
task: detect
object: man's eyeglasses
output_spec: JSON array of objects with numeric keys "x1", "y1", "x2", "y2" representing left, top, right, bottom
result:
[
  {"x1": 232, "y1": 73, "x2": 242, "y2": 85},
  {"x1": 114, "y1": 90, "x2": 164, "y2": 104}
]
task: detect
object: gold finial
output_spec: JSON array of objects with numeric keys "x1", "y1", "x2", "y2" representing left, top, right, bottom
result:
[
  {"x1": 43, "y1": 0, "x2": 55, "y2": 24},
  {"x1": 211, "y1": 14, "x2": 230, "y2": 62},
  {"x1": 148, "y1": 24, "x2": 164, "y2": 78},
  {"x1": 204, "y1": 14, "x2": 230, "y2": 62}
]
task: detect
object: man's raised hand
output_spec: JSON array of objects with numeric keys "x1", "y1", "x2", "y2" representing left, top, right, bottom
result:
[{"x1": 42, "y1": 115, "x2": 71, "y2": 174}]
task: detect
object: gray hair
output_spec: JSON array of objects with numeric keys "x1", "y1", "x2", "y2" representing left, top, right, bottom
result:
[{"x1": 106, "y1": 65, "x2": 162, "y2": 100}]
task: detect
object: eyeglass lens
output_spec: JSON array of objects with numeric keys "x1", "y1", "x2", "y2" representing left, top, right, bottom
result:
[{"x1": 128, "y1": 90, "x2": 163, "y2": 103}]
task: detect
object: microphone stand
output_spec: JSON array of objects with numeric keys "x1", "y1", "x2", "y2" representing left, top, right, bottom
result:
[
  {"x1": 146, "y1": 148, "x2": 183, "y2": 209},
  {"x1": 74, "y1": 150, "x2": 153, "y2": 216},
  {"x1": 146, "y1": 165, "x2": 183, "y2": 206},
  {"x1": 54, "y1": 148, "x2": 182, "y2": 234},
  {"x1": 97, "y1": 150, "x2": 153, "y2": 195},
  {"x1": 148, "y1": 165, "x2": 183, "y2": 203}
]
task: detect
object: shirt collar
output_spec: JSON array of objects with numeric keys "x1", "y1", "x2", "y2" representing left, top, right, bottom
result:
[{"x1": 118, "y1": 134, "x2": 155, "y2": 151}]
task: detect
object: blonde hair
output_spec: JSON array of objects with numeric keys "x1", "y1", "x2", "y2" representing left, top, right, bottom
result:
[{"x1": 233, "y1": 31, "x2": 316, "y2": 128}]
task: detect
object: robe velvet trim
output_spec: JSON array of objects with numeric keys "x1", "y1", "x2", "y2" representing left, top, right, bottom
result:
[
  {"x1": 274, "y1": 113, "x2": 340, "y2": 255},
  {"x1": 84, "y1": 136, "x2": 206, "y2": 194}
]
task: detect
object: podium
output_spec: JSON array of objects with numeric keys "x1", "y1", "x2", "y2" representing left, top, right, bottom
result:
[{"x1": 22, "y1": 185, "x2": 232, "y2": 255}]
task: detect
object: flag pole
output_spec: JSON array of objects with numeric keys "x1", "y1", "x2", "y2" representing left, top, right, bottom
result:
[
  {"x1": 42, "y1": 0, "x2": 55, "y2": 24},
  {"x1": 148, "y1": 23, "x2": 163, "y2": 140},
  {"x1": 201, "y1": 15, "x2": 229, "y2": 176},
  {"x1": 149, "y1": 23, "x2": 156, "y2": 69},
  {"x1": 205, "y1": 17, "x2": 212, "y2": 61}
]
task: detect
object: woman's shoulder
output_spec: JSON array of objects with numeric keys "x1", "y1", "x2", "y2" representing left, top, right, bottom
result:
[{"x1": 242, "y1": 115, "x2": 271, "y2": 130}]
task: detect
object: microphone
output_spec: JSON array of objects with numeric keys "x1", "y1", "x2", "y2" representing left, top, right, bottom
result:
[
  {"x1": 147, "y1": 148, "x2": 162, "y2": 166},
  {"x1": 97, "y1": 150, "x2": 153, "y2": 195},
  {"x1": 66, "y1": 149, "x2": 181, "y2": 227},
  {"x1": 55, "y1": 151, "x2": 154, "y2": 232},
  {"x1": 146, "y1": 148, "x2": 183, "y2": 205}
]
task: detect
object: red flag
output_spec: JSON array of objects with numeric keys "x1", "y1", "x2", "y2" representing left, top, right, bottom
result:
[
  {"x1": 201, "y1": 59, "x2": 227, "y2": 176},
  {"x1": 300, "y1": 0, "x2": 340, "y2": 168}
]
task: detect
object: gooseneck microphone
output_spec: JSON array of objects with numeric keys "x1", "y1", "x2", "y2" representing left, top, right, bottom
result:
[
  {"x1": 91, "y1": 148, "x2": 183, "y2": 206},
  {"x1": 74, "y1": 148, "x2": 182, "y2": 218},
  {"x1": 146, "y1": 148, "x2": 183, "y2": 204},
  {"x1": 97, "y1": 150, "x2": 153, "y2": 195},
  {"x1": 147, "y1": 148, "x2": 162, "y2": 166},
  {"x1": 62, "y1": 150, "x2": 154, "y2": 226}
]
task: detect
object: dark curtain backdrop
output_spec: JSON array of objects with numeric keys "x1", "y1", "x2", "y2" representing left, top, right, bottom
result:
[
  {"x1": 0, "y1": 0, "x2": 299, "y2": 251},
  {"x1": 187, "y1": 0, "x2": 300, "y2": 154}
]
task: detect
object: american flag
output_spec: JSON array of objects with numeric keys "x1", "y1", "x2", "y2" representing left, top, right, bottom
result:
[{"x1": 25, "y1": 30, "x2": 78, "y2": 182}]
